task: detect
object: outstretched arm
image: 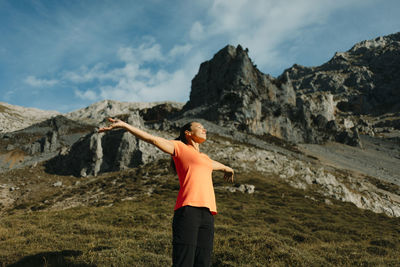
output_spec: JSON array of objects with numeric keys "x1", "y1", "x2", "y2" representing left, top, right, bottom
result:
[
  {"x1": 212, "y1": 160, "x2": 234, "y2": 183},
  {"x1": 98, "y1": 118, "x2": 175, "y2": 155}
]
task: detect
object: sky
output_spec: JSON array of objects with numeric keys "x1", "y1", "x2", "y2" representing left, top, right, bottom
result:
[{"x1": 0, "y1": 0, "x2": 399, "y2": 113}]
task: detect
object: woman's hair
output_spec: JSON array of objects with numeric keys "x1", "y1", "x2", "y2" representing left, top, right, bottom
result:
[
  {"x1": 175, "y1": 122, "x2": 193, "y2": 144},
  {"x1": 171, "y1": 122, "x2": 193, "y2": 173}
]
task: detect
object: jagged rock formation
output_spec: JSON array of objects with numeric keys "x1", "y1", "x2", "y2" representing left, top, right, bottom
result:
[
  {"x1": 282, "y1": 32, "x2": 400, "y2": 116},
  {"x1": 0, "y1": 116, "x2": 95, "y2": 172},
  {"x1": 281, "y1": 32, "x2": 400, "y2": 139},
  {"x1": 0, "y1": 102, "x2": 182, "y2": 175},
  {"x1": 181, "y1": 44, "x2": 360, "y2": 146},
  {"x1": 45, "y1": 113, "x2": 169, "y2": 177}
]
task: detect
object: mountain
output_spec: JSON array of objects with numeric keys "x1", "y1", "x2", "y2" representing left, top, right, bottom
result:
[
  {"x1": 282, "y1": 32, "x2": 400, "y2": 116},
  {"x1": 0, "y1": 102, "x2": 60, "y2": 133},
  {"x1": 182, "y1": 44, "x2": 360, "y2": 146},
  {"x1": 1, "y1": 33, "x2": 400, "y2": 265},
  {"x1": 0, "y1": 33, "x2": 399, "y2": 220},
  {"x1": 183, "y1": 32, "x2": 400, "y2": 146}
]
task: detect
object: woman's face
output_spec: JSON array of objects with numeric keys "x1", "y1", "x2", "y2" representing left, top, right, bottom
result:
[{"x1": 186, "y1": 122, "x2": 207, "y2": 143}]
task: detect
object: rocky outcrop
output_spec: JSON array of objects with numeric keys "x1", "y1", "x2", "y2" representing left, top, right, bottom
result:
[
  {"x1": 45, "y1": 113, "x2": 169, "y2": 177},
  {"x1": 0, "y1": 102, "x2": 183, "y2": 174},
  {"x1": 0, "y1": 115, "x2": 95, "y2": 172},
  {"x1": 282, "y1": 32, "x2": 400, "y2": 116},
  {"x1": 181, "y1": 45, "x2": 359, "y2": 146},
  {"x1": 139, "y1": 103, "x2": 183, "y2": 123},
  {"x1": 216, "y1": 184, "x2": 255, "y2": 194}
]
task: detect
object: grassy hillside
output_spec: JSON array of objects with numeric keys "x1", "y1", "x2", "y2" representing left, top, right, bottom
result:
[{"x1": 1, "y1": 167, "x2": 399, "y2": 266}]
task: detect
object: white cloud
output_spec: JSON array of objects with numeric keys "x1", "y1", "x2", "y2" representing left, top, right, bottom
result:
[
  {"x1": 168, "y1": 44, "x2": 193, "y2": 58},
  {"x1": 63, "y1": 64, "x2": 108, "y2": 83},
  {"x1": 25, "y1": 75, "x2": 58, "y2": 87},
  {"x1": 62, "y1": 39, "x2": 193, "y2": 103},
  {"x1": 118, "y1": 39, "x2": 165, "y2": 64},
  {"x1": 98, "y1": 66, "x2": 189, "y2": 103},
  {"x1": 74, "y1": 89, "x2": 98, "y2": 101},
  {"x1": 190, "y1": 21, "x2": 205, "y2": 41}
]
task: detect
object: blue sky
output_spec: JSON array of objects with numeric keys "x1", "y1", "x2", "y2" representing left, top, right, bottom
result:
[{"x1": 0, "y1": 0, "x2": 399, "y2": 113}]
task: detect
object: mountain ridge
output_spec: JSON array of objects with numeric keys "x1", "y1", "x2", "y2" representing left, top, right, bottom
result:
[
  {"x1": 0, "y1": 102, "x2": 60, "y2": 133},
  {"x1": 0, "y1": 32, "x2": 399, "y2": 218}
]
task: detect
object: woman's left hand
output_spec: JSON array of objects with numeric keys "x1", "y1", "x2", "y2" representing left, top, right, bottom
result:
[
  {"x1": 223, "y1": 167, "x2": 234, "y2": 183},
  {"x1": 212, "y1": 160, "x2": 234, "y2": 183}
]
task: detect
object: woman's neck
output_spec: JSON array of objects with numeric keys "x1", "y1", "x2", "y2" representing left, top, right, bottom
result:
[{"x1": 187, "y1": 139, "x2": 200, "y2": 152}]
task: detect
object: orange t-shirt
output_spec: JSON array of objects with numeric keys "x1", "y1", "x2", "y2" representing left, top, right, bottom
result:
[{"x1": 172, "y1": 140, "x2": 217, "y2": 215}]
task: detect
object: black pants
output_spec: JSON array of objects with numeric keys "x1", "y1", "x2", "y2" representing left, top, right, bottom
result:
[{"x1": 172, "y1": 206, "x2": 214, "y2": 267}]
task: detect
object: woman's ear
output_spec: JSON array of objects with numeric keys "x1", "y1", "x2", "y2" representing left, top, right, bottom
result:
[{"x1": 185, "y1": 130, "x2": 191, "y2": 136}]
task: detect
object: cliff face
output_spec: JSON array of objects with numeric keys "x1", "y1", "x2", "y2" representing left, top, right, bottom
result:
[
  {"x1": 45, "y1": 112, "x2": 166, "y2": 177},
  {"x1": 183, "y1": 45, "x2": 358, "y2": 145},
  {"x1": 182, "y1": 33, "x2": 400, "y2": 145},
  {"x1": 185, "y1": 45, "x2": 295, "y2": 111}
]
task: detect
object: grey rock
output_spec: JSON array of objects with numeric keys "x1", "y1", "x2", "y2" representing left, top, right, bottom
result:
[
  {"x1": 179, "y1": 32, "x2": 400, "y2": 146},
  {"x1": 45, "y1": 113, "x2": 167, "y2": 177},
  {"x1": 0, "y1": 115, "x2": 95, "y2": 173},
  {"x1": 217, "y1": 184, "x2": 255, "y2": 194},
  {"x1": 66, "y1": 99, "x2": 184, "y2": 125},
  {"x1": 283, "y1": 32, "x2": 400, "y2": 119},
  {"x1": 179, "y1": 44, "x2": 358, "y2": 146},
  {"x1": 53, "y1": 181, "x2": 62, "y2": 187}
]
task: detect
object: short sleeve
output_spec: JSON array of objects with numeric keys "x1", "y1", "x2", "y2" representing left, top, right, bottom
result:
[{"x1": 171, "y1": 140, "x2": 181, "y2": 157}]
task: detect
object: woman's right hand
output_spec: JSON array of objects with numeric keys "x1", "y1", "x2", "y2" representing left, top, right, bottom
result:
[{"x1": 98, "y1": 118, "x2": 126, "y2": 133}]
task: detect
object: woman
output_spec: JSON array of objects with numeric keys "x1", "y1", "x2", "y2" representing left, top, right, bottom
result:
[{"x1": 99, "y1": 118, "x2": 234, "y2": 267}]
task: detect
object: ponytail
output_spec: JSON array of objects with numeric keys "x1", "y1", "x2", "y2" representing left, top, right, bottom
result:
[{"x1": 171, "y1": 122, "x2": 193, "y2": 173}]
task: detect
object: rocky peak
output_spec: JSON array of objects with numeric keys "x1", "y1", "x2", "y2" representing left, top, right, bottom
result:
[
  {"x1": 185, "y1": 45, "x2": 256, "y2": 110},
  {"x1": 349, "y1": 32, "x2": 400, "y2": 55},
  {"x1": 181, "y1": 45, "x2": 355, "y2": 145}
]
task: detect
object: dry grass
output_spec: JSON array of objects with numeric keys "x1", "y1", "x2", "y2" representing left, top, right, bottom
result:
[{"x1": 0, "y1": 169, "x2": 399, "y2": 266}]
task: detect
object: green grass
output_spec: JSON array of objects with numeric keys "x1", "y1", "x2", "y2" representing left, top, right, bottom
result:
[{"x1": 1, "y1": 171, "x2": 399, "y2": 266}]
